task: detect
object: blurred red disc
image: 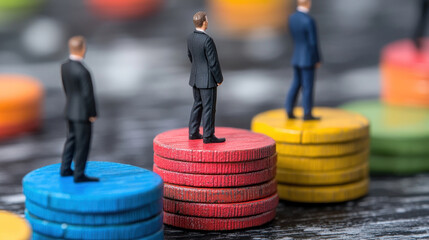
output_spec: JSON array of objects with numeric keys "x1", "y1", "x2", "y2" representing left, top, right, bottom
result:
[
  {"x1": 381, "y1": 39, "x2": 429, "y2": 107},
  {"x1": 86, "y1": 0, "x2": 164, "y2": 20},
  {"x1": 0, "y1": 119, "x2": 40, "y2": 140}
]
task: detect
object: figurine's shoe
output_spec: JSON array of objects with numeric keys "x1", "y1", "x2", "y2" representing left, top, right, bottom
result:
[
  {"x1": 60, "y1": 169, "x2": 74, "y2": 177},
  {"x1": 189, "y1": 133, "x2": 203, "y2": 140},
  {"x1": 303, "y1": 115, "x2": 321, "y2": 121},
  {"x1": 203, "y1": 136, "x2": 226, "y2": 144},
  {"x1": 287, "y1": 113, "x2": 297, "y2": 119},
  {"x1": 74, "y1": 175, "x2": 99, "y2": 183}
]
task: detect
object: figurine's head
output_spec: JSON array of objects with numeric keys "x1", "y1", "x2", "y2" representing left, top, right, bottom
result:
[
  {"x1": 193, "y1": 11, "x2": 208, "y2": 31},
  {"x1": 297, "y1": 0, "x2": 312, "y2": 10},
  {"x1": 68, "y1": 36, "x2": 87, "y2": 58}
]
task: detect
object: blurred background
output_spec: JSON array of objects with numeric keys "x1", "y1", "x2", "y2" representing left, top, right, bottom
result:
[{"x1": 1, "y1": 0, "x2": 428, "y2": 239}]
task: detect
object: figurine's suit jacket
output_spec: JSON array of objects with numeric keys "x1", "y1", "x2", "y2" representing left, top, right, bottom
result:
[
  {"x1": 187, "y1": 30, "x2": 223, "y2": 138},
  {"x1": 61, "y1": 60, "x2": 97, "y2": 122},
  {"x1": 289, "y1": 11, "x2": 321, "y2": 68},
  {"x1": 286, "y1": 11, "x2": 321, "y2": 117},
  {"x1": 187, "y1": 30, "x2": 223, "y2": 89},
  {"x1": 60, "y1": 59, "x2": 97, "y2": 178}
]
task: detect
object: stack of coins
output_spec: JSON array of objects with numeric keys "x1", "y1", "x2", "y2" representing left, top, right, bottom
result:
[
  {"x1": 0, "y1": 211, "x2": 31, "y2": 240},
  {"x1": 0, "y1": 75, "x2": 43, "y2": 140},
  {"x1": 208, "y1": 0, "x2": 292, "y2": 37},
  {"x1": 23, "y1": 162, "x2": 164, "y2": 240},
  {"x1": 153, "y1": 127, "x2": 278, "y2": 231},
  {"x1": 380, "y1": 39, "x2": 429, "y2": 107},
  {"x1": 342, "y1": 100, "x2": 429, "y2": 175},
  {"x1": 252, "y1": 108, "x2": 370, "y2": 203}
]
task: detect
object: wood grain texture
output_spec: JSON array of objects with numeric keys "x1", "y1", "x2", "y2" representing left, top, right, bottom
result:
[
  {"x1": 153, "y1": 127, "x2": 276, "y2": 163},
  {"x1": 277, "y1": 178, "x2": 369, "y2": 203},
  {"x1": 251, "y1": 108, "x2": 369, "y2": 144},
  {"x1": 26, "y1": 211, "x2": 163, "y2": 240},
  {"x1": 276, "y1": 138, "x2": 369, "y2": 157},
  {"x1": 163, "y1": 194, "x2": 278, "y2": 218},
  {"x1": 163, "y1": 180, "x2": 277, "y2": 203},
  {"x1": 154, "y1": 153, "x2": 276, "y2": 174},
  {"x1": 154, "y1": 164, "x2": 276, "y2": 187},
  {"x1": 277, "y1": 149, "x2": 368, "y2": 172},
  {"x1": 276, "y1": 162, "x2": 369, "y2": 186},
  {"x1": 23, "y1": 162, "x2": 164, "y2": 213},
  {"x1": 163, "y1": 209, "x2": 276, "y2": 231}
]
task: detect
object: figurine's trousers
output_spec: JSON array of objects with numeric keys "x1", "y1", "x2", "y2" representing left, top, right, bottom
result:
[
  {"x1": 285, "y1": 66, "x2": 315, "y2": 117},
  {"x1": 61, "y1": 121, "x2": 92, "y2": 178},
  {"x1": 189, "y1": 86, "x2": 217, "y2": 138}
]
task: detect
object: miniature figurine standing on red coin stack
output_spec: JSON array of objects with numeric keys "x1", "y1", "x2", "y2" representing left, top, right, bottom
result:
[
  {"x1": 187, "y1": 11, "x2": 225, "y2": 144},
  {"x1": 153, "y1": 12, "x2": 278, "y2": 230}
]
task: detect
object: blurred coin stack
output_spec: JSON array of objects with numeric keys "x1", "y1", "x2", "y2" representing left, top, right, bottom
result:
[
  {"x1": 342, "y1": 101, "x2": 429, "y2": 175},
  {"x1": 381, "y1": 39, "x2": 429, "y2": 107},
  {"x1": 23, "y1": 162, "x2": 164, "y2": 240},
  {"x1": 208, "y1": 0, "x2": 292, "y2": 37},
  {"x1": 0, "y1": 211, "x2": 31, "y2": 240},
  {"x1": 153, "y1": 127, "x2": 279, "y2": 230},
  {"x1": 86, "y1": 0, "x2": 164, "y2": 20},
  {"x1": 342, "y1": 39, "x2": 429, "y2": 174},
  {"x1": 0, "y1": 75, "x2": 43, "y2": 140},
  {"x1": 252, "y1": 108, "x2": 370, "y2": 203}
]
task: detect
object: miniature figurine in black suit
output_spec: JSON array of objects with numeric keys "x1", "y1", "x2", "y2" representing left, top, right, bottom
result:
[
  {"x1": 187, "y1": 11, "x2": 225, "y2": 144},
  {"x1": 285, "y1": 0, "x2": 321, "y2": 121},
  {"x1": 60, "y1": 36, "x2": 99, "y2": 183},
  {"x1": 413, "y1": 0, "x2": 429, "y2": 49}
]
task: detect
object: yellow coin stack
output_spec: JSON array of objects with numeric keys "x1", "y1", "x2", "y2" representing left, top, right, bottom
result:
[
  {"x1": 0, "y1": 211, "x2": 31, "y2": 240},
  {"x1": 251, "y1": 108, "x2": 370, "y2": 203}
]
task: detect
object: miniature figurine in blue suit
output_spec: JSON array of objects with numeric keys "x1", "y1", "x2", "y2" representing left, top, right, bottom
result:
[{"x1": 285, "y1": 0, "x2": 321, "y2": 120}]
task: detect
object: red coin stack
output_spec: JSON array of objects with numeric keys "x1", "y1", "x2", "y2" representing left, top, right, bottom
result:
[{"x1": 153, "y1": 127, "x2": 278, "y2": 231}]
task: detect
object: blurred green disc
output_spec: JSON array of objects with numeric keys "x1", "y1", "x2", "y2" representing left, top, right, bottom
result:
[
  {"x1": 370, "y1": 154, "x2": 429, "y2": 175},
  {"x1": 341, "y1": 100, "x2": 429, "y2": 156},
  {"x1": 0, "y1": 0, "x2": 45, "y2": 24}
]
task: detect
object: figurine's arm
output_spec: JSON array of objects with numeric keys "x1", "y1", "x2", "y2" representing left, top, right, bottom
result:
[
  {"x1": 187, "y1": 46, "x2": 193, "y2": 63},
  {"x1": 205, "y1": 38, "x2": 223, "y2": 84},
  {"x1": 80, "y1": 71, "x2": 97, "y2": 118},
  {"x1": 60, "y1": 65, "x2": 68, "y2": 95},
  {"x1": 308, "y1": 19, "x2": 321, "y2": 64}
]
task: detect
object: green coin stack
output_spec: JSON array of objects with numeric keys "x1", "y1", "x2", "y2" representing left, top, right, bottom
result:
[{"x1": 341, "y1": 100, "x2": 429, "y2": 175}]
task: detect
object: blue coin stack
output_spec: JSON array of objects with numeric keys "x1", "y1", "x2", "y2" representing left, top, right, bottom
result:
[{"x1": 22, "y1": 161, "x2": 164, "y2": 240}]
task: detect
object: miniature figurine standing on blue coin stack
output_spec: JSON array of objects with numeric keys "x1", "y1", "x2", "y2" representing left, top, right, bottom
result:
[
  {"x1": 60, "y1": 36, "x2": 98, "y2": 183},
  {"x1": 22, "y1": 37, "x2": 164, "y2": 240}
]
